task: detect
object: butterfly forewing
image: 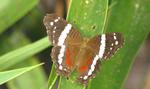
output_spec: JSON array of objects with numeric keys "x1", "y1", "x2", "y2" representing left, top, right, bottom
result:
[
  {"x1": 43, "y1": 14, "x2": 68, "y2": 46},
  {"x1": 44, "y1": 14, "x2": 83, "y2": 76},
  {"x1": 65, "y1": 28, "x2": 83, "y2": 46},
  {"x1": 102, "y1": 33, "x2": 124, "y2": 60},
  {"x1": 87, "y1": 33, "x2": 124, "y2": 60},
  {"x1": 87, "y1": 36, "x2": 101, "y2": 54}
]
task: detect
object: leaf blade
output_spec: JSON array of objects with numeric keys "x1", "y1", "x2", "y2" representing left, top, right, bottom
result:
[
  {"x1": 0, "y1": 63, "x2": 43, "y2": 85},
  {"x1": 48, "y1": 65, "x2": 58, "y2": 89},
  {"x1": 59, "y1": 0, "x2": 108, "y2": 89},
  {"x1": 0, "y1": 0, "x2": 39, "y2": 34},
  {"x1": 89, "y1": 0, "x2": 150, "y2": 89},
  {"x1": 0, "y1": 37, "x2": 50, "y2": 70}
]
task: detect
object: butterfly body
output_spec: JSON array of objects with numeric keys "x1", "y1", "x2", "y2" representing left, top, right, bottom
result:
[{"x1": 43, "y1": 14, "x2": 124, "y2": 84}]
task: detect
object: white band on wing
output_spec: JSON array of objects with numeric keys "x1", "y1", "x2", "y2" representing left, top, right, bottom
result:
[
  {"x1": 83, "y1": 34, "x2": 106, "y2": 80},
  {"x1": 57, "y1": 24, "x2": 72, "y2": 70}
]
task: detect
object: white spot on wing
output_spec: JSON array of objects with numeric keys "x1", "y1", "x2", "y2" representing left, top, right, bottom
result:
[
  {"x1": 50, "y1": 22, "x2": 54, "y2": 26},
  {"x1": 83, "y1": 76, "x2": 88, "y2": 80},
  {"x1": 80, "y1": 76, "x2": 83, "y2": 78},
  {"x1": 64, "y1": 68, "x2": 67, "y2": 71},
  {"x1": 113, "y1": 33, "x2": 116, "y2": 35},
  {"x1": 59, "y1": 65, "x2": 63, "y2": 70},
  {"x1": 53, "y1": 41, "x2": 55, "y2": 44},
  {"x1": 52, "y1": 30, "x2": 56, "y2": 44},
  {"x1": 110, "y1": 47, "x2": 113, "y2": 50},
  {"x1": 58, "y1": 17, "x2": 61, "y2": 19},
  {"x1": 54, "y1": 19, "x2": 59, "y2": 22},
  {"x1": 114, "y1": 35, "x2": 117, "y2": 40},
  {"x1": 115, "y1": 41, "x2": 118, "y2": 45}
]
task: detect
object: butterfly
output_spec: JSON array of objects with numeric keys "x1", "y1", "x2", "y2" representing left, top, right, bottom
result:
[{"x1": 43, "y1": 14, "x2": 124, "y2": 84}]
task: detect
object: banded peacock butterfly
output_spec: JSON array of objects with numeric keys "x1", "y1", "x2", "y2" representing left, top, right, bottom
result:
[{"x1": 43, "y1": 14, "x2": 124, "y2": 84}]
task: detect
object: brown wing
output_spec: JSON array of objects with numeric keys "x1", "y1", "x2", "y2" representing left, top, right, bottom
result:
[
  {"x1": 102, "y1": 33, "x2": 124, "y2": 60},
  {"x1": 43, "y1": 14, "x2": 83, "y2": 76},
  {"x1": 43, "y1": 14, "x2": 124, "y2": 84},
  {"x1": 43, "y1": 14, "x2": 83, "y2": 46},
  {"x1": 76, "y1": 33, "x2": 124, "y2": 84},
  {"x1": 51, "y1": 45, "x2": 80, "y2": 76},
  {"x1": 51, "y1": 28, "x2": 83, "y2": 76},
  {"x1": 76, "y1": 48, "x2": 100, "y2": 84},
  {"x1": 43, "y1": 14, "x2": 68, "y2": 46},
  {"x1": 87, "y1": 32, "x2": 124, "y2": 60},
  {"x1": 75, "y1": 36, "x2": 101, "y2": 84}
]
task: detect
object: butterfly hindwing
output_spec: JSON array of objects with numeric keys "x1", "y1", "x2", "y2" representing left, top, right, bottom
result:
[
  {"x1": 75, "y1": 36, "x2": 102, "y2": 84},
  {"x1": 76, "y1": 47, "x2": 101, "y2": 84},
  {"x1": 51, "y1": 46, "x2": 72, "y2": 75}
]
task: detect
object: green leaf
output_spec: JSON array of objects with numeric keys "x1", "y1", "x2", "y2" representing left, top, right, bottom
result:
[
  {"x1": 89, "y1": 0, "x2": 150, "y2": 89},
  {"x1": 48, "y1": 0, "x2": 150, "y2": 89},
  {"x1": 0, "y1": 37, "x2": 49, "y2": 70},
  {"x1": 0, "y1": 29, "x2": 46, "y2": 89},
  {"x1": 58, "y1": 0, "x2": 108, "y2": 89},
  {"x1": 59, "y1": 77, "x2": 86, "y2": 89},
  {"x1": 7, "y1": 59, "x2": 47, "y2": 89},
  {"x1": 48, "y1": 65, "x2": 58, "y2": 89},
  {"x1": 67, "y1": 0, "x2": 108, "y2": 37},
  {"x1": 0, "y1": 0, "x2": 39, "y2": 34},
  {"x1": 0, "y1": 63, "x2": 43, "y2": 85}
]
